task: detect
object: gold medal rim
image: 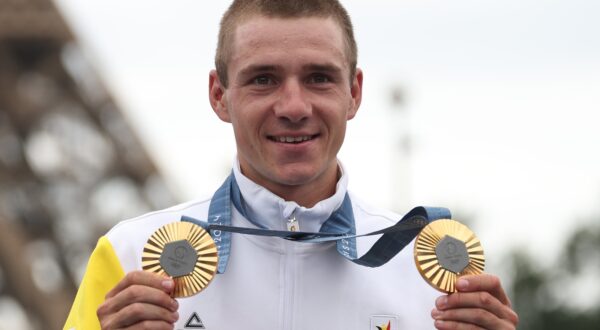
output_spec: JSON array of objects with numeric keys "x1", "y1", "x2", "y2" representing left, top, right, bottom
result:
[
  {"x1": 142, "y1": 221, "x2": 218, "y2": 298},
  {"x1": 413, "y1": 219, "x2": 485, "y2": 293}
]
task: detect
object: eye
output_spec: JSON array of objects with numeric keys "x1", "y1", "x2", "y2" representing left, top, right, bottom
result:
[
  {"x1": 307, "y1": 73, "x2": 331, "y2": 84},
  {"x1": 252, "y1": 75, "x2": 275, "y2": 85}
]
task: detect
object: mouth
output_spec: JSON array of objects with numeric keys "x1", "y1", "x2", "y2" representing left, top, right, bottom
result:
[{"x1": 267, "y1": 134, "x2": 318, "y2": 144}]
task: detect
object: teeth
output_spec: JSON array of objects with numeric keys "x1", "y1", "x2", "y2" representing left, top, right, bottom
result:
[{"x1": 276, "y1": 136, "x2": 312, "y2": 143}]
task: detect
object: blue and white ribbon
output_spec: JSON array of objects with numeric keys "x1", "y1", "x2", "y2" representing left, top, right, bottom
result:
[{"x1": 182, "y1": 173, "x2": 451, "y2": 273}]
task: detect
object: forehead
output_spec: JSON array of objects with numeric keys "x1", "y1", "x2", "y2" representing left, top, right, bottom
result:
[{"x1": 229, "y1": 16, "x2": 347, "y2": 68}]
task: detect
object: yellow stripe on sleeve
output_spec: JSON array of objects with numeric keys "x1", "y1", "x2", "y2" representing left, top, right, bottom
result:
[{"x1": 63, "y1": 236, "x2": 125, "y2": 330}]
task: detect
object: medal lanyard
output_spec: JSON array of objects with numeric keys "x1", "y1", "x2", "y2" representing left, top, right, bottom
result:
[{"x1": 182, "y1": 173, "x2": 451, "y2": 274}]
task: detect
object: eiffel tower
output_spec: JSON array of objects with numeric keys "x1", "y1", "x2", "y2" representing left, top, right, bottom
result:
[{"x1": 0, "y1": 0, "x2": 176, "y2": 328}]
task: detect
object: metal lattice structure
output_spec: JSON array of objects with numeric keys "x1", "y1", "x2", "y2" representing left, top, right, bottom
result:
[{"x1": 0, "y1": 0, "x2": 176, "y2": 328}]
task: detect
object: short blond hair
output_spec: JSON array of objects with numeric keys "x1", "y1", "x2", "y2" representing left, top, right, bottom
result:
[{"x1": 215, "y1": 0, "x2": 358, "y2": 88}]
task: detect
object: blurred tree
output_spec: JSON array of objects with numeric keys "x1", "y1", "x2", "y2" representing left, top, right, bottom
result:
[{"x1": 506, "y1": 220, "x2": 600, "y2": 330}]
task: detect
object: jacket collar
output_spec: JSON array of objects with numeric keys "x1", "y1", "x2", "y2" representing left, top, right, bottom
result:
[{"x1": 232, "y1": 158, "x2": 349, "y2": 232}]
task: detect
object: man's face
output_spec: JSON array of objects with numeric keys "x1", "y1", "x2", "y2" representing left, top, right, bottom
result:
[{"x1": 209, "y1": 16, "x2": 362, "y2": 204}]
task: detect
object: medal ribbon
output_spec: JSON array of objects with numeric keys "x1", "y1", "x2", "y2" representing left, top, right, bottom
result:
[{"x1": 182, "y1": 173, "x2": 450, "y2": 273}]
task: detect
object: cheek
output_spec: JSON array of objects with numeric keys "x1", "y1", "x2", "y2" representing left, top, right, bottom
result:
[
  {"x1": 332, "y1": 114, "x2": 349, "y2": 145},
  {"x1": 333, "y1": 125, "x2": 347, "y2": 147},
  {"x1": 231, "y1": 117, "x2": 261, "y2": 153},
  {"x1": 229, "y1": 96, "x2": 269, "y2": 122},
  {"x1": 232, "y1": 121, "x2": 252, "y2": 143}
]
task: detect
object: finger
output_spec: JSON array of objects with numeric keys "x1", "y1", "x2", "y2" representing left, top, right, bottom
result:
[
  {"x1": 110, "y1": 302, "x2": 178, "y2": 328},
  {"x1": 432, "y1": 307, "x2": 513, "y2": 330},
  {"x1": 436, "y1": 291, "x2": 516, "y2": 322},
  {"x1": 98, "y1": 285, "x2": 179, "y2": 317},
  {"x1": 106, "y1": 271, "x2": 174, "y2": 299},
  {"x1": 433, "y1": 319, "x2": 485, "y2": 330},
  {"x1": 455, "y1": 274, "x2": 511, "y2": 307},
  {"x1": 123, "y1": 320, "x2": 175, "y2": 330}
]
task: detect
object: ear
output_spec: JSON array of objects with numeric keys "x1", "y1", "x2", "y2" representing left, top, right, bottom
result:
[
  {"x1": 209, "y1": 70, "x2": 231, "y2": 122},
  {"x1": 347, "y1": 68, "x2": 363, "y2": 120}
]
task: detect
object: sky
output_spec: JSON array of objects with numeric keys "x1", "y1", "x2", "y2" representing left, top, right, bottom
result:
[{"x1": 53, "y1": 0, "x2": 600, "y2": 276}]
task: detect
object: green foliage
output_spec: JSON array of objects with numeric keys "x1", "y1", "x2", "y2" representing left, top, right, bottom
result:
[{"x1": 505, "y1": 223, "x2": 600, "y2": 330}]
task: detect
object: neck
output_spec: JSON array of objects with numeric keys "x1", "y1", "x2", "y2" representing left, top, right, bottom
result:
[
  {"x1": 275, "y1": 173, "x2": 338, "y2": 208},
  {"x1": 240, "y1": 164, "x2": 340, "y2": 208}
]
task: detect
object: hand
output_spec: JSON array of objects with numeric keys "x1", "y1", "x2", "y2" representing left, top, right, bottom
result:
[
  {"x1": 431, "y1": 274, "x2": 519, "y2": 330},
  {"x1": 97, "y1": 271, "x2": 179, "y2": 329}
]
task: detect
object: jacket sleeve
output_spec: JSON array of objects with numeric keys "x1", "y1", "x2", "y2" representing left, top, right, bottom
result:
[{"x1": 63, "y1": 236, "x2": 126, "y2": 330}]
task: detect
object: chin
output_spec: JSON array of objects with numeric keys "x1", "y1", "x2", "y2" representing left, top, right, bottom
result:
[{"x1": 273, "y1": 166, "x2": 324, "y2": 186}]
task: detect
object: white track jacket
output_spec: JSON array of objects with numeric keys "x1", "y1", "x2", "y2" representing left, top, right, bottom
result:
[{"x1": 65, "y1": 163, "x2": 439, "y2": 329}]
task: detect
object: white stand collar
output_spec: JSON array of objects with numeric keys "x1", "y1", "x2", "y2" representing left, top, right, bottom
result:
[{"x1": 232, "y1": 158, "x2": 349, "y2": 232}]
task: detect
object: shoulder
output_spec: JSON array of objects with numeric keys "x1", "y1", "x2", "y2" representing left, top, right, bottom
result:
[
  {"x1": 348, "y1": 192, "x2": 401, "y2": 230},
  {"x1": 104, "y1": 197, "x2": 213, "y2": 272},
  {"x1": 108, "y1": 198, "x2": 211, "y2": 237},
  {"x1": 348, "y1": 192, "x2": 406, "y2": 256}
]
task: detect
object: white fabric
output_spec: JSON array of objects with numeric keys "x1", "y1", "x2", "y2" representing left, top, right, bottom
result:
[
  {"x1": 232, "y1": 159, "x2": 349, "y2": 232},
  {"x1": 106, "y1": 163, "x2": 439, "y2": 330}
]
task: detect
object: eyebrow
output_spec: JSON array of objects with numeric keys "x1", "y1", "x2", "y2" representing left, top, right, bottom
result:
[
  {"x1": 238, "y1": 65, "x2": 279, "y2": 77},
  {"x1": 302, "y1": 63, "x2": 343, "y2": 74}
]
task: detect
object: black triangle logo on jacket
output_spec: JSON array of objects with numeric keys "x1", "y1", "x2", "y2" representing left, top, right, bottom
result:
[{"x1": 185, "y1": 312, "x2": 206, "y2": 329}]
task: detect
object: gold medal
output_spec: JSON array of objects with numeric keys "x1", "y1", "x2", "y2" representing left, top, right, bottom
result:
[
  {"x1": 414, "y1": 219, "x2": 485, "y2": 293},
  {"x1": 142, "y1": 221, "x2": 218, "y2": 297}
]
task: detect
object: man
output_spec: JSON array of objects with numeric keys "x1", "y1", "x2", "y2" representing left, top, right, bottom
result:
[{"x1": 65, "y1": 1, "x2": 519, "y2": 329}]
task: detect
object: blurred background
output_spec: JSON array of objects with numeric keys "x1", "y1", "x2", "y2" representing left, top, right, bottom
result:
[{"x1": 0, "y1": 0, "x2": 599, "y2": 329}]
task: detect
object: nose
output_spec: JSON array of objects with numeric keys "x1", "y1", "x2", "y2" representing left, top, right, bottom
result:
[{"x1": 273, "y1": 79, "x2": 312, "y2": 123}]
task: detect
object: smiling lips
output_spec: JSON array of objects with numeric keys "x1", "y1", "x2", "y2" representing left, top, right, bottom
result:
[{"x1": 268, "y1": 135, "x2": 318, "y2": 144}]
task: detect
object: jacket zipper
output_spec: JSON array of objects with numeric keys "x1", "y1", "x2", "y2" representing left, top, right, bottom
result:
[{"x1": 282, "y1": 211, "x2": 297, "y2": 330}]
